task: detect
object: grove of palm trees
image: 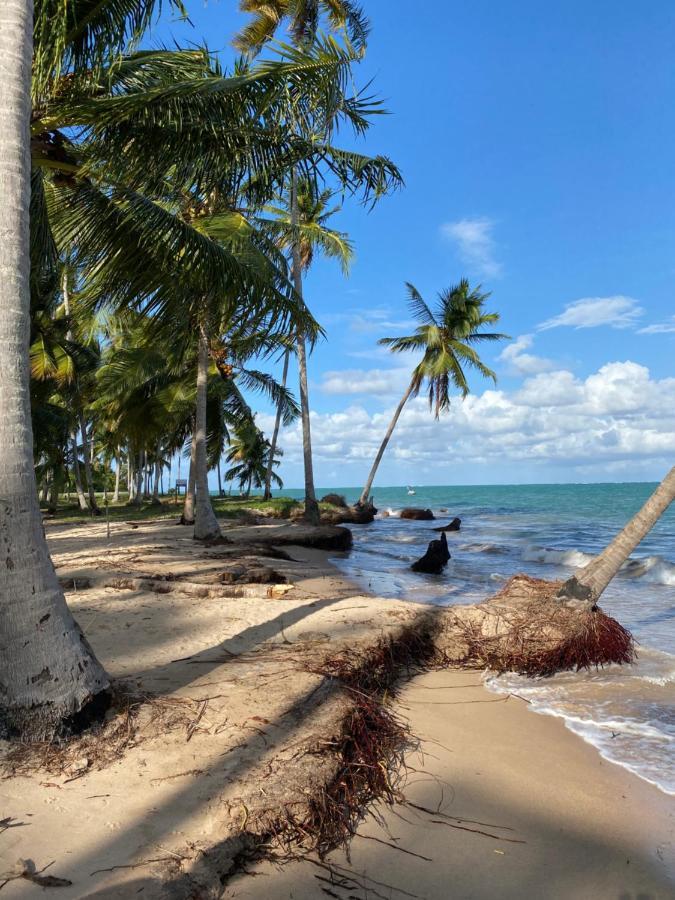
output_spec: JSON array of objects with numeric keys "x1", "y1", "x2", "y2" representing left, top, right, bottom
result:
[{"x1": 1, "y1": 2, "x2": 674, "y2": 897}]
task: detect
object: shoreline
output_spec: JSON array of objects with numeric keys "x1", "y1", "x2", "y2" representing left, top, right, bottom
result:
[
  {"x1": 1, "y1": 515, "x2": 673, "y2": 898},
  {"x1": 228, "y1": 668, "x2": 675, "y2": 899}
]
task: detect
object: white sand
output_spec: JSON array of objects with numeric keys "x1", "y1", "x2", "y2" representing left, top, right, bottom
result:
[{"x1": 226, "y1": 670, "x2": 675, "y2": 899}]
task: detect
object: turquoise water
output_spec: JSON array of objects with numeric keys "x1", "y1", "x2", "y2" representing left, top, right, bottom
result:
[{"x1": 280, "y1": 483, "x2": 675, "y2": 794}]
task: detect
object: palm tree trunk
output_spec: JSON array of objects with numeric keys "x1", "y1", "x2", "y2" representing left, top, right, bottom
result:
[
  {"x1": 69, "y1": 434, "x2": 88, "y2": 509},
  {"x1": 73, "y1": 443, "x2": 89, "y2": 508},
  {"x1": 79, "y1": 412, "x2": 100, "y2": 514},
  {"x1": 133, "y1": 450, "x2": 143, "y2": 507},
  {"x1": 152, "y1": 440, "x2": 161, "y2": 501},
  {"x1": 558, "y1": 466, "x2": 675, "y2": 606},
  {"x1": 358, "y1": 381, "x2": 415, "y2": 505},
  {"x1": 0, "y1": 0, "x2": 108, "y2": 739},
  {"x1": 112, "y1": 450, "x2": 121, "y2": 503},
  {"x1": 264, "y1": 348, "x2": 290, "y2": 501},
  {"x1": 291, "y1": 171, "x2": 320, "y2": 524},
  {"x1": 194, "y1": 324, "x2": 221, "y2": 540},
  {"x1": 181, "y1": 432, "x2": 196, "y2": 524},
  {"x1": 126, "y1": 451, "x2": 132, "y2": 499},
  {"x1": 217, "y1": 457, "x2": 223, "y2": 497},
  {"x1": 47, "y1": 473, "x2": 58, "y2": 515}
]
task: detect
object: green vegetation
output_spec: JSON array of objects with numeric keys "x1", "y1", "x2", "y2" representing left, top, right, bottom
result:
[{"x1": 43, "y1": 493, "x2": 302, "y2": 524}]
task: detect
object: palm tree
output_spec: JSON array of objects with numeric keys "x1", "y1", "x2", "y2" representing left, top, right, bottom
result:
[
  {"x1": 259, "y1": 177, "x2": 353, "y2": 501},
  {"x1": 237, "y1": 8, "x2": 400, "y2": 522},
  {"x1": 235, "y1": 0, "x2": 369, "y2": 54},
  {"x1": 358, "y1": 281, "x2": 506, "y2": 505},
  {"x1": 225, "y1": 421, "x2": 282, "y2": 498},
  {"x1": 0, "y1": 0, "x2": 108, "y2": 740},
  {"x1": 557, "y1": 466, "x2": 675, "y2": 606}
]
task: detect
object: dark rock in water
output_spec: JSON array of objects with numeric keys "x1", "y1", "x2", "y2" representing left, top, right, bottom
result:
[
  {"x1": 321, "y1": 493, "x2": 348, "y2": 508},
  {"x1": 400, "y1": 507, "x2": 435, "y2": 521},
  {"x1": 432, "y1": 517, "x2": 461, "y2": 532},
  {"x1": 411, "y1": 532, "x2": 451, "y2": 574}
]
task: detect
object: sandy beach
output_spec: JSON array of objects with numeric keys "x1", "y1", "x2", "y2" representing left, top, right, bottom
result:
[
  {"x1": 227, "y1": 668, "x2": 675, "y2": 899},
  {"x1": 1, "y1": 516, "x2": 673, "y2": 899}
]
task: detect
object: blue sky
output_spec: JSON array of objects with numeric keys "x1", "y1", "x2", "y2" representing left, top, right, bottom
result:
[{"x1": 150, "y1": 2, "x2": 675, "y2": 488}]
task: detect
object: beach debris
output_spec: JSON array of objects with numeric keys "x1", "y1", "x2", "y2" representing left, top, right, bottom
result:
[
  {"x1": 432, "y1": 517, "x2": 461, "y2": 532},
  {"x1": 1, "y1": 859, "x2": 72, "y2": 889},
  {"x1": 235, "y1": 524, "x2": 354, "y2": 551},
  {"x1": 400, "y1": 508, "x2": 435, "y2": 520},
  {"x1": 441, "y1": 574, "x2": 635, "y2": 677},
  {"x1": 219, "y1": 564, "x2": 286, "y2": 585},
  {"x1": 411, "y1": 533, "x2": 451, "y2": 574}
]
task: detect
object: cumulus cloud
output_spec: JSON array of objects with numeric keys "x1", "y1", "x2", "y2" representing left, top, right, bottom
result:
[
  {"x1": 440, "y1": 217, "x2": 502, "y2": 278},
  {"x1": 275, "y1": 360, "x2": 675, "y2": 475},
  {"x1": 638, "y1": 315, "x2": 675, "y2": 335},
  {"x1": 498, "y1": 334, "x2": 554, "y2": 375},
  {"x1": 319, "y1": 367, "x2": 410, "y2": 396},
  {"x1": 538, "y1": 296, "x2": 643, "y2": 331}
]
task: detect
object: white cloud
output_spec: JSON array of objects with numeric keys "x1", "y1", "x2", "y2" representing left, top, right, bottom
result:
[
  {"x1": 498, "y1": 334, "x2": 554, "y2": 375},
  {"x1": 638, "y1": 315, "x2": 675, "y2": 335},
  {"x1": 319, "y1": 367, "x2": 410, "y2": 397},
  {"x1": 538, "y1": 296, "x2": 644, "y2": 331},
  {"x1": 440, "y1": 217, "x2": 502, "y2": 278},
  {"x1": 273, "y1": 360, "x2": 675, "y2": 475}
]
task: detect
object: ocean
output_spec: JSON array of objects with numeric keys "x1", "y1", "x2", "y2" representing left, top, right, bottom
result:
[{"x1": 282, "y1": 483, "x2": 675, "y2": 795}]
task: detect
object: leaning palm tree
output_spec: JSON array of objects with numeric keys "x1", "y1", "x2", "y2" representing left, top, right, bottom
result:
[
  {"x1": 557, "y1": 466, "x2": 675, "y2": 606},
  {"x1": 358, "y1": 280, "x2": 506, "y2": 505}
]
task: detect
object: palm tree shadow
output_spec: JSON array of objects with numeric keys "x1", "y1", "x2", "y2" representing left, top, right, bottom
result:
[{"x1": 134, "y1": 594, "x2": 346, "y2": 695}]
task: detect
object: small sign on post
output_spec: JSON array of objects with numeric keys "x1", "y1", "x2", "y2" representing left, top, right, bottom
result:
[{"x1": 175, "y1": 479, "x2": 187, "y2": 505}]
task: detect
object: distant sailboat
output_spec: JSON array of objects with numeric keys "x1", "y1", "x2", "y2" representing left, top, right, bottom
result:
[{"x1": 407, "y1": 486, "x2": 416, "y2": 495}]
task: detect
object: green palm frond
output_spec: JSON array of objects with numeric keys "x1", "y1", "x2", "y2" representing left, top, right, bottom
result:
[{"x1": 381, "y1": 280, "x2": 505, "y2": 418}]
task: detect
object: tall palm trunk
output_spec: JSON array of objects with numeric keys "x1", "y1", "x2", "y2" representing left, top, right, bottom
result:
[
  {"x1": 291, "y1": 172, "x2": 320, "y2": 524},
  {"x1": 152, "y1": 440, "x2": 161, "y2": 501},
  {"x1": 181, "y1": 432, "x2": 196, "y2": 524},
  {"x1": 69, "y1": 433, "x2": 88, "y2": 509},
  {"x1": 217, "y1": 458, "x2": 223, "y2": 496},
  {"x1": 112, "y1": 449, "x2": 121, "y2": 503},
  {"x1": 63, "y1": 270, "x2": 87, "y2": 511},
  {"x1": 559, "y1": 466, "x2": 675, "y2": 606},
  {"x1": 132, "y1": 450, "x2": 143, "y2": 506},
  {"x1": 0, "y1": 0, "x2": 108, "y2": 738},
  {"x1": 358, "y1": 381, "x2": 415, "y2": 505},
  {"x1": 47, "y1": 473, "x2": 58, "y2": 515},
  {"x1": 79, "y1": 412, "x2": 100, "y2": 514},
  {"x1": 194, "y1": 324, "x2": 221, "y2": 540},
  {"x1": 264, "y1": 348, "x2": 290, "y2": 501},
  {"x1": 126, "y1": 452, "x2": 132, "y2": 499},
  {"x1": 62, "y1": 269, "x2": 99, "y2": 515}
]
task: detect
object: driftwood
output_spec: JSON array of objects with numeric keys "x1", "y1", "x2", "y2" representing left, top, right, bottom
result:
[
  {"x1": 411, "y1": 533, "x2": 451, "y2": 573},
  {"x1": 432, "y1": 517, "x2": 461, "y2": 532}
]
